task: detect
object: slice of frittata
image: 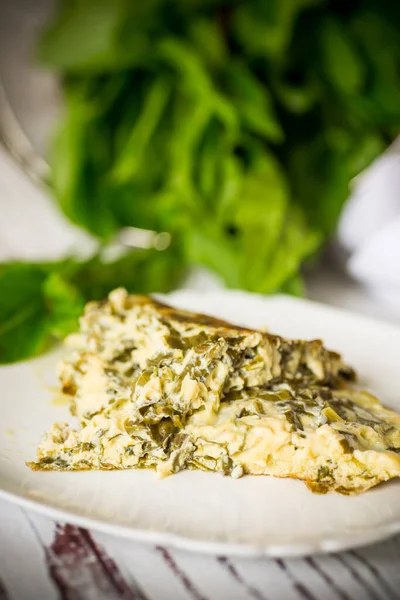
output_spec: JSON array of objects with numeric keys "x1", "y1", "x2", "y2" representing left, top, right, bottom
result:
[
  {"x1": 56, "y1": 288, "x2": 354, "y2": 430},
  {"x1": 31, "y1": 382, "x2": 400, "y2": 495},
  {"x1": 36, "y1": 287, "x2": 400, "y2": 495}
]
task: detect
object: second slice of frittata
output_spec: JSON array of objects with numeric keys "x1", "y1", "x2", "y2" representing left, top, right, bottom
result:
[{"x1": 31, "y1": 382, "x2": 400, "y2": 495}]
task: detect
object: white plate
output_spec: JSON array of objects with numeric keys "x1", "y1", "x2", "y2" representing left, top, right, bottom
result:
[{"x1": 2, "y1": 289, "x2": 400, "y2": 557}]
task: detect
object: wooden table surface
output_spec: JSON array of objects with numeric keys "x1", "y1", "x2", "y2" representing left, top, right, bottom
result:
[
  {"x1": 1, "y1": 496, "x2": 400, "y2": 600},
  {"x1": 1, "y1": 147, "x2": 400, "y2": 599}
]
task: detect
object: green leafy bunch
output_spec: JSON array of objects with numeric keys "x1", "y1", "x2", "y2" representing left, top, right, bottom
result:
[{"x1": 2, "y1": 0, "x2": 400, "y2": 362}]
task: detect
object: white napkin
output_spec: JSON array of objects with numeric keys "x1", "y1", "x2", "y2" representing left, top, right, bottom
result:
[
  {"x1": 0, "y1": 145, "x2": 95, "y2": 262},
  {"x1": 338, "y1": 140, "x2": 400, "y2": 311}
]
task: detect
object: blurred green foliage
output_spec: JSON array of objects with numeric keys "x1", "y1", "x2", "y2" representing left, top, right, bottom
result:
[
  {"x1": 1, "y1": 0, "x2": 400, "y2": 362},
  {"x1": 0, "y1": 245, "x2": 183, "y2": 363}
]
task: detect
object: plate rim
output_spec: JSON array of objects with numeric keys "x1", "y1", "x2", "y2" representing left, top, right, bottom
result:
[{"x1": 2, "y1": 485, "x2": 400, "y2": 558}]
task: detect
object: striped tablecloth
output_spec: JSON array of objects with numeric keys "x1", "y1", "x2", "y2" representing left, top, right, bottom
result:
[{"x1": 1, "y1": 146, "x2": 400, "y2": 600}]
